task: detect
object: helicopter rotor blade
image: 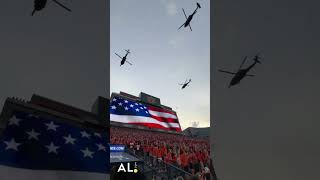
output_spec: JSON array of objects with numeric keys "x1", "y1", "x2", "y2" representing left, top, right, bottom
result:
[
  {"x1": 115, "y1": 53, "x2": 122, "y2": 59},
  {"x1": 218, "y1": 69, "x2": 236, "y2": 75},
  {"x1": 52, "y1": 0, "x2": 72, "y2": 12},
  {"x1": 238, "y1": 56, "x2": 247, "y2": 70},
  {"x1": 189, "y1": 23, "x2": 192, "y2": 31},
  {"x1": 125, "y1": 60, "x2": 133, "y2": 65},
  {"x1": 31, "y1": 10, "x2": 36, "y2": 16},
  {"x1": 182, "y1": 8, "x2": 188, "y2": 19},
  {"x1": 246, "y1": 74, "x2": 255, "y2": 77},
  {"x1": 178, "y1": 23, "x2": 185, "y2": 30}
]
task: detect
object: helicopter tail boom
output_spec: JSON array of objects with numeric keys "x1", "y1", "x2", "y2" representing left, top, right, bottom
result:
[{"x1": 254, "y1": 58, "x2": 261, "y2": 64}]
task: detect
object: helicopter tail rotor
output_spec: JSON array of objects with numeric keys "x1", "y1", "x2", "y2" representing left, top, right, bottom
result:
[
  {"x1": 254, "y1": 58, "x2": 262, "y2": 64},
  {"x1": 197, "y1": 3, "x2": 201, "y2": 9},
  {"x1": 254, "y1": 53, "x2": 262, "y2": 64}
]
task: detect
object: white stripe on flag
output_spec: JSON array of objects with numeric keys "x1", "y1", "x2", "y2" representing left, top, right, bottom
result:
[
  {"x1": 110, "y1": 114, "x2": 180, "y2": 128},
  {"x1": 0, "y1": 165, "x2": 109, "y2": 180},
  {"x1": 148, "y1": 110, "x2": 178, "y2": 119}
]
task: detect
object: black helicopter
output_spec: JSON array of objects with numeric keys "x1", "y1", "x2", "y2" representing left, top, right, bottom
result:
[
  {"x1": 178, "y1": 2, "x2": 201, "y2": 31},
  {"x1": 114, "y1": 49, "x2": 133, "y2": 66},
  {"x1": 218, "y1": 54, "x2": 262, "y2": 88},
  {"x1": 31, "y1": 0, "x2": 71, "y2": 16},
  {"x1": 179, "y1": 79, "x2": 192, "y2": 89}
]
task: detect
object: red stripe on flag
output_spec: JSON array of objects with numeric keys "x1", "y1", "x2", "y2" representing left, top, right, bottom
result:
[
  {"x1": 150, "y1": 115, "x2": 180, "y2": 123},
  {"x1": 147, "y1": 106, "x2": 177, "y2": 115},
  {"x1": 128, "y1": 122, "x2": 182, "y2": 132}
]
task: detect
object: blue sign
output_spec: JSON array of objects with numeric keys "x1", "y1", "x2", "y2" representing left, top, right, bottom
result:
[{"x1": 110, "y1": 144, "x2": 125, "y2": 152}]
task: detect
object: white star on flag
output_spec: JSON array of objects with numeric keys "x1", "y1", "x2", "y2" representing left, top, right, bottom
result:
[
  {"x1": 124, "y1": 107, "x2": 129, "y2": 110},
  {"x1": 28, "y1": 114, "x2": 39, "y2": 119},
  {"x1": 124, "y1": 100, "x2": 128, "y2": 103},
  {"x1": 94, "y1": 132, "x2": 101, "y2": 138},
  {"x1": 112, "y1": 98, "x2": 117, "y2": 102},
  {"x1": 130, "y1": 104, "x2": 134, "y2": 108},
  {"x1": 8, "y1": 116, "x2": 21, "y2": 126},
  {"x1": 81, "y1": 131, "x2": 91, "y2": 138},
  {"x1": 81, "y1": 147, "x2": 94, "y2": 158},
  {"x1": 111, "y1": 105, "x2": 116, "y2": 110},
  {"x1": 63, "y1": 134, "x2": 76, "y2": 145},
  {"x1": 46, "y1": 142, "x2": 59, "y2": 154},
  {"x1": 118, "y1": 103, "x2": 122, "y2": 106},
  {"x1": 96, "y1": 144, "x2": 106, "y2": 151},
  {"x1": 4, "y1": 138, "x2": 21, "y2": 151},
  {"x1": 26, "y1": 129, "x2": 40, "y2": 140},
  {"x1": 135, "y1": 108, "x2": 139, "y2": 112},
  {"x1": 45, "y1": 121, "x2": 59, "y2": 131}
]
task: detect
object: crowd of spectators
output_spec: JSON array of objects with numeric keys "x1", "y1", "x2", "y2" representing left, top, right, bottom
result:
[{"x1": 111, "y1": 126, "x2": 211, "y2": 179}]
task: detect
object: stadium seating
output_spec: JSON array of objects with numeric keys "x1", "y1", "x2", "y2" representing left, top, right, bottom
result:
[{"x1": 110, "y1": 126, "x2": 210, "y2": 178}]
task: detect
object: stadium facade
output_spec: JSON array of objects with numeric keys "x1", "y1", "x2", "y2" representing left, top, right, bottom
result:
[{"x1": 182, "y1": 127, "x2": 210, "y2": 139}]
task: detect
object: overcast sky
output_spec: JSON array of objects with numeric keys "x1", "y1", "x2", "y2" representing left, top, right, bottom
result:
[
  {"x1": 0, "y1": 1, "x2": 108, "y2": 112},
  {"x1": 110, "y1": 0, "x2": 210, "y2": 130},
  {"x1": 213, "y1": 0, "x2": 320, "y2": 179}
]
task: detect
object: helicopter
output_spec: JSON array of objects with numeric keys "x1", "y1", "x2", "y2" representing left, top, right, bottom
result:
[
  {"x1": 179, "y1": 79, "x2": 192, "y2": 89},
  {"x1": 218, "y1": 54, "x2": 262, "y2": 88},
  {"x1": 114, "y1": 49, "x2": 133, "y2": 66},
  {"x1": 31, "y1": 0, "x2": 71, "y2": 16},
  {"x1": 178, "y1": 2, "x2": 201, "y2": 31}
]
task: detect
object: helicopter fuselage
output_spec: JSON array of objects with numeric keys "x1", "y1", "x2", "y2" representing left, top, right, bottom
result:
[
  {"x1": 229, "y1": 61, "x2": 258, "y2": 87},
  {"x1": 181, "y1": 81, "x2": 191, "y2": 89},
  {"x1": 120, "y1": 58, "x2": 126, "y2": 65},
  {"x1": 120, "y1": 53, "x2": 129, "y2": 65},
  {"x1": 34, "y1": 0, "x2": 47, "y2": 10},
  {"x1": 184, "y1": 15, "x2": 193, "y2": 27},
  {"x1": 229, "y1": 69, "x2": 248, "y2": 87}
]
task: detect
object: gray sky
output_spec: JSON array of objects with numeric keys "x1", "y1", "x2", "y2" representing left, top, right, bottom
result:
[
  {"x1": 213, "y1": 0, "x2": 320, "y2": 179},
  {"x1": 110, "y1": 0, "x2": 210, "y2": 130},
  {"x1": 0, "y1": 0, "x2": 108, "y2": 112}
]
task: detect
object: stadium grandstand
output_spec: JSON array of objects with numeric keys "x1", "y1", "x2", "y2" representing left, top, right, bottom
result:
[
  {"x1": 110, "y1": 92, "x2": 211, "y2": 180},
  {"x1": 0, "y1": 94, "x2": 109, "y2": 179},
  {"x1": 182, "y1": 127, "x2": 210, "y2": 139}
]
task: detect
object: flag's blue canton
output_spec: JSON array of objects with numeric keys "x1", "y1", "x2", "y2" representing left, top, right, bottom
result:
[
  {"x1": 0, "y1": 111, "x2": 109, "y2": 173},
  {"x1": 110, "y1": 96, "x2": 150, "y2": 117}
]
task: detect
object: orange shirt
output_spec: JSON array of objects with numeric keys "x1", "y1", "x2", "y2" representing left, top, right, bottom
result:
[
  {"x1": 180, "y1": 153, "x2": 189, "y2": 167},
  {"x1": 165, "y1": 153, "x2": 172, "y2": 163}
]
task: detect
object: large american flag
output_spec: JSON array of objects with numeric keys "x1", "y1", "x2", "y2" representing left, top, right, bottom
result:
[
  {"x1": 110, "y1": 96, "x2": 182, "y2": 132},
  {"x1": 0, "y1": 110, "x2": 109, "y2": 180}
]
